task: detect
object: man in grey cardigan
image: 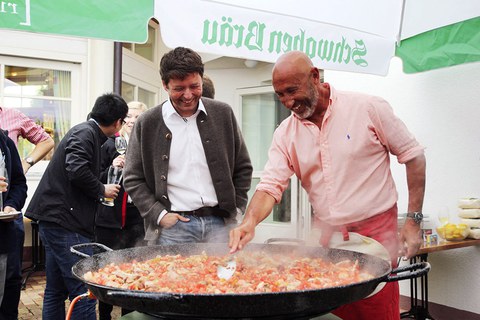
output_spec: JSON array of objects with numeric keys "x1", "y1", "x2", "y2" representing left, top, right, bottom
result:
[{"x1": 124, "y1": 47, "x2": 252, "y2": 245}]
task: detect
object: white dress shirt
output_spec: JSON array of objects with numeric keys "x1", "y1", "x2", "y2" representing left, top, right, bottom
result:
[{"x1": 157, "y1": 100, "x2": 218, "y2": 223}]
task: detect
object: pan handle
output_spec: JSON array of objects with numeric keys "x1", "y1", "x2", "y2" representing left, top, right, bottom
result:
[
  {"x1": 70, "y1": 242, "x2": 113, "y2": 258},
  {"x1": 385, "y1": 261, "x2": 431, "y2": 282},
  {"x1": 106, "y1": 290, "x2": 182, "y2": 300}
]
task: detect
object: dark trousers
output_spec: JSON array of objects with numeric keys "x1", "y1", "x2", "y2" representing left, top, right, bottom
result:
[
  {"x1": 0, "y1": 215, "x2": 24, "y2": 320},
  {"x1": 39, "y1": 221, "x2": 96, "y2": 320},
  {"x1": 95, "y1": 223, "x2": 145, "y2": 320}
]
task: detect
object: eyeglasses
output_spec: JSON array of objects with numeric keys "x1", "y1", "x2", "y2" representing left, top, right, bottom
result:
[{"x1": 120, "y1": 119, "x2": 126, "y2": 125}]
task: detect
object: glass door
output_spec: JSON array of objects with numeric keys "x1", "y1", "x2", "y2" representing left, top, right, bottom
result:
[
  {"x1": 0, "y1": 56, "x2": 80, "y2": 161},
  {"x1": 235, "y1": 86, "x2": 311, "y2": 243}
]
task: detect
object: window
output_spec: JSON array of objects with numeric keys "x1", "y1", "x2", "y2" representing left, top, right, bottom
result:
[
  {"x1": 239, "y1": 88, "x2": 292, "y2": 223},
  {"x1": 1, "y1": 63, "x2": 73, "y2": 160},
  {"x1": 121, "y1": 18, "x2": 161, "y2": 108},
  {"x1": 121, "y1": 80, "x2": 156, "y2": 108},
  {"x1": 122, "y1": 22, "x2": 157, "y2": 63}
]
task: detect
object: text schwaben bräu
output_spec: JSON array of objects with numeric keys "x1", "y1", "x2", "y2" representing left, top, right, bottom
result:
[{"x1": 202, "y1": 17, "x2": 368, "y2": 68}]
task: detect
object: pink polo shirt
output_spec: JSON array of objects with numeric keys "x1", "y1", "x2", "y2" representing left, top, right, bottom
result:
[
  {"x1": 0, "y1": 106, "x2": 50, "y2": 146},
  {"x1": 257, "y1": 86, "x2": 425, "y2": 226}
]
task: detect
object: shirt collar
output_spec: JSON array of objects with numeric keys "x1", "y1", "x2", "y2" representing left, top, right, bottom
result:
[
  {"x1": 89, "y1": 118, "x2": 100, "y2": 127},
  {"x1": 163, "y1": 99, "x2": 207, "y2": 120}
]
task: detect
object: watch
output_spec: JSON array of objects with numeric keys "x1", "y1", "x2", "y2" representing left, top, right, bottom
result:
[
  {"x1": 406, "y1": 211, "x2": 423, "y2": 224},
  {"x1": 25, "y1": 157, "x2": 35, "y2": 166}
]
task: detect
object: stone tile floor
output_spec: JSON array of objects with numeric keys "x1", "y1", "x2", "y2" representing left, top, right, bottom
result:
[{"x1": 19, "y1": 272, "x2": 121, "y2": 319}]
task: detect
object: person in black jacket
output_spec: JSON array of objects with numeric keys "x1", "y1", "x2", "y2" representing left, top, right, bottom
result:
[
  {"x1": 0, "y1": 129, "x2": 27, "y2": 319},
  {"x1": 95, "y1": 101, "x2": 147, "y2": 320},
  {"x1": 25, "y1": 93, "x2": 128, "y2": 320}
]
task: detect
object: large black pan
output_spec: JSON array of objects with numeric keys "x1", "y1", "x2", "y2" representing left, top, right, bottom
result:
[{"x1": 71, "y1": 243, "x2": 429, "y2": 319}]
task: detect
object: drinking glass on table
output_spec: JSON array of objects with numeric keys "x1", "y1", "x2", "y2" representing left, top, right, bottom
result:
[
  {"x1": 101, "y1": 166, "x2": 123, "y2": 207},
  {"x1": 115, "y1": 136, "x2": 127, "y2": 155},
  {"x1": 436, "y1": 206, "x2": 450, "y2": 242}
]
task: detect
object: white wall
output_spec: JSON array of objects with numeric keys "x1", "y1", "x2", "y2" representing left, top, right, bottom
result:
[{"x1": 326, "y1": 58, "x2": 480, "y2": 314}]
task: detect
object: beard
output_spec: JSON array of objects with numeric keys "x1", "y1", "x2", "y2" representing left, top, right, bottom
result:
[{"x1": 294, "y1": 82, "x2": 318, "y2": 119}]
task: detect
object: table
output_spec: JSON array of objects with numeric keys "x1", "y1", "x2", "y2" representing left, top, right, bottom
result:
[{"x1": 400, "y1": 238, "x2": 480, "y2": 320}]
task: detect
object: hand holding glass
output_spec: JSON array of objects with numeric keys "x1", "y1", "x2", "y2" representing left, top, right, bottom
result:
[
  {"x1": 101, "y1": 166, "x2": 123, "y2": 207},
  {"x1": 115, "y1": 136, "x2": 127, "y2": 155}
]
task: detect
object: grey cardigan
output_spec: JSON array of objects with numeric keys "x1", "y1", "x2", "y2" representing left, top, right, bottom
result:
[{"x1": 123, "y1": 98, "x2": 253, "y2": 241}]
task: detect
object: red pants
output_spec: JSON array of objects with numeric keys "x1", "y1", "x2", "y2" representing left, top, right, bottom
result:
[{"x1": 325, "y1": 205, "x2": 400, "y2": 320}]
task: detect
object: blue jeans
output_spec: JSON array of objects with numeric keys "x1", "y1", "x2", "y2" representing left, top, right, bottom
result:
[
  {"x1": 39, "y1": 221, "x2": 96, "y2": 320},
  {"x1": 0, "y1": 214, "x2": 24, "y2": 320},
  {"x1": 150, "y1": 215, "x2": 230, "y2": 245}
]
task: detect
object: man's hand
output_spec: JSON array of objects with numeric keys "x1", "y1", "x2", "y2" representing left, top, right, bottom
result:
[
  {"x1": 0, "y1": 206, "x2": 19, "y2": 222},
  {"x1": 228, "y1": 191, "x2": 276, "y2": 253},
  {"x1": 159, "y1": 213, "x2": 190, "y2": 228},
  {"x1": 398, "y1": 219, "x2": 423, "y2": 259},
  {"x1": 112, "y1": 155, "x2": 125, "y2": 168},
  {"x1": 104, "y1": 184, "x2": 121, "y2": 200},
  {"x1": 229, "y1": 219, "x2": 256, "y2": 253},
  {"x1": 0, "y1": 176, "x2": 7, "y2": 192}
]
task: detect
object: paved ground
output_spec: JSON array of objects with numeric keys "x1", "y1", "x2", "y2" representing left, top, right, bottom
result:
[{"x1": 19, "y1": 272, "x2": 121, "y2": 319}]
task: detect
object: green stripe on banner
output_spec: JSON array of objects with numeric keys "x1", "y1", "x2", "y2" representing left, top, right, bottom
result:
[
  {"x1": 0, "y1": 0, "x2": 154, "y2": 43},
  {"x1": 396, "y1": 17, "x2": 480, "y2": 74}
]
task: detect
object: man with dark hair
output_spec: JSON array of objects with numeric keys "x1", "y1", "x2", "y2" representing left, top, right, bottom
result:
[
  {"x1": 202, "y1": 75, "x2": 215, "y2": 99},
  {"x1": 25, "y1": 93, "x2": 128, "y2": 320},
  {"x1": 124, "y1": 47, "x2": 252, "y2": 246}
]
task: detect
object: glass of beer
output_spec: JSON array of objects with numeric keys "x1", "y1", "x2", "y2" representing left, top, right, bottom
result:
[{"x1": 101, "y1": 166, "x2": 123, "y2": 207}]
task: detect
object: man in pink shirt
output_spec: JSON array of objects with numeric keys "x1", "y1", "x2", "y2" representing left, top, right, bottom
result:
[
  {"x1": 229, "y1": 51, "x2": 426, "y2": 319},
  {"x1": 0, "y1": 106, "x2": 54, "y2": 174}
]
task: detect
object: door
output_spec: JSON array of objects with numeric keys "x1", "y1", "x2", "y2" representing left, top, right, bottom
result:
[
  {"x1": 0, "y1": 56, "x2": 80, "y2": 157},
  {"x1": 0, "y1": 55, "x2": 80, "y2": 208},
  {"x1": 235, "y1": 86, "x2": 312, "y2": 243}
]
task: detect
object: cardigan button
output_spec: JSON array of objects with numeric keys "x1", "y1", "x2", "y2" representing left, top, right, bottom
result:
[
  {"x1": 165, "y1": 133, "x2": 172, "y2": 140},
  {"x1": 162, "y1": 155, "x2": 169, "y2": 160},
  {"x1": 160, "y1": 175, "x2": 166, "y2": 181}
]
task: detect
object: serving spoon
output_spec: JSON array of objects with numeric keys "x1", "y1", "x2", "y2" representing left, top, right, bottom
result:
[{"x1": 217, "y1": 257, "x2": 237, "y2": 280}]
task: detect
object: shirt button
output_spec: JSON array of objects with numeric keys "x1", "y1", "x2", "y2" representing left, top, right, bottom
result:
[{"x1": 155, "y1": 229, "x2": 159, "y2": 234}]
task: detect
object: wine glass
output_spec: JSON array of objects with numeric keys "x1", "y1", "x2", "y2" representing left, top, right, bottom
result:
[
  {"x1": 438, "y1": 206, "x2": 450, "y2": 226},
  {"x1": 115, "y1": 136, "x2": 127, "y2": 155},
  {"x1": 437, "y1": 206, "x2": 450, "y2": 242}
]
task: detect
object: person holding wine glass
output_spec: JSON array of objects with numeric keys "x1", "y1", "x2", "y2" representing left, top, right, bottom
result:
[{"x1": 95, "y1": 100, "x2": 148, "y2": 320}]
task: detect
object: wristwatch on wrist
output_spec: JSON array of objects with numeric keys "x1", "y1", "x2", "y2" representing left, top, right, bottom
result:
[
  {"x1": 25, "y1": 157, "x2": 35, "y2": 167},
  {"x1": 406, "y1": 211, "x2": 423, "y2": 224}
]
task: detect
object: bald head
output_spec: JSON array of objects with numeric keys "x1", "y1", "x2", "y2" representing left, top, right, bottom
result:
[
  {"x1": 273, "y1": 51, "x2": 313, "y2": 78},
  {"x1": 271, "y1": 51, "x2": 328, "y2": 123}
]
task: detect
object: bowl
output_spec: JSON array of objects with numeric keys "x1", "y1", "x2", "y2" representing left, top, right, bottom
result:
[{"x1": 436, "y1": 223, "x2": 470, "y2": 241}]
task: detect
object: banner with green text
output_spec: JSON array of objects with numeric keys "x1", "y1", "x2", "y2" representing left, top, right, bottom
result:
[
  {"x1": 155, "y1": 0, "x2": 395, "y2": 76},
  {"x1": 0, "y1": 0, "x2": 153, "y2": 43}
]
